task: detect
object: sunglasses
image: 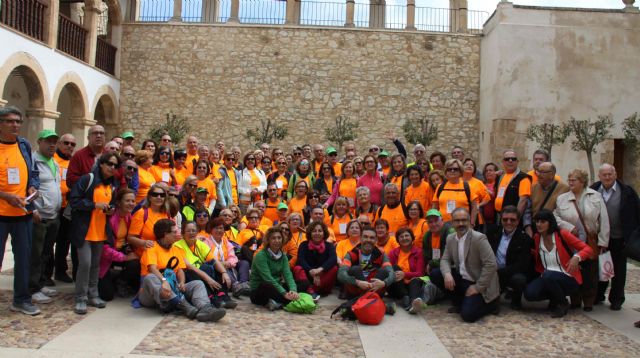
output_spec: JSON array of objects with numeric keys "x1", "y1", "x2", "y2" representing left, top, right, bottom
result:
[
  {"x1": 162, "y1": 138, "x2": 172, "y2": 142},
  {"x1": 503, "y1": 157, "x2": 518, "y2": 162},
  {"x1": 247, "y1": 157, "x2": 255, "y2": 161},
  {"x1": 150, "y1": 192, "x2": 166, "y2": 198},
  {"x1": 502, "y1": 218, "x2": 518, "y2": 223},
  {"x1": 103, "y1": 161, "x2": 117, "y2": 168},
  {"x1": 311, "y1": 194, "x2": 320, "y2": 199},
  {"x1": 369, "y1": 148, "x2": 379, "y2": 152},
  {"x1": 196, "y1": 213, "x2": 209, "y2": 218},
  {"x1": 293, "y1": 152, "x2": 302, "y2": 156},
  {"x1": 63, "y1": 141, "x2": 77, "y2": 147},
  {"x1": 186, "y1": 183, "x2": 197, "y2": 188},
  {"x1": 262, "y1": 160, "x2": 271, "y2": 164},
  {"x1": 123, "y1": 153, "x2": 135, "y2": 159},
  {"x1": 247, "y1": 216, "x2": 260, "y2": 220},
  {"x1": 126, "y1": 165, "x2": 136, "y2": 171},
  {"x1": 159, "y1": 151, "x2": 170, "y2": 156},
  {"x1": 277, "y1": 162, "x2": 287, "y2": 165},
  {"x1": 446, "y1": 167, "x2": 460, "y2": 172}
]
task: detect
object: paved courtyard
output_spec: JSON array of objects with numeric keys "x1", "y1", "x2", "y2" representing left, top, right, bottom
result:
[{"x1": 2, "y1": 247, "x2": 640, "y2": 358}]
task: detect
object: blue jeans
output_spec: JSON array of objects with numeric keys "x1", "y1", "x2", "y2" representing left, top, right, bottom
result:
[
  {"x1": 430, "y1": 268, "x2": 497, "y2": 323},
  {"x1": 0, "y1": 218, "x2": 33, "y2": 304},
  {"x1": 524, "y1": 270, "x2": 579, "y2": 304}
]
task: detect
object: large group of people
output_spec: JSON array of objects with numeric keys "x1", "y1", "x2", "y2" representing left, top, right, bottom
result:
[{"x1": 1, "y1": 104, "x2": 639, "y2": 326}]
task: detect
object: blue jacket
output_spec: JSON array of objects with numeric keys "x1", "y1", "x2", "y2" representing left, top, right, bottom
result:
[
  {"x1": 217, "y1": 165, "x2": 237, "y2": 209},
  {"x1": 14, "y1": 137, "x2": 40, "y2": 213}
]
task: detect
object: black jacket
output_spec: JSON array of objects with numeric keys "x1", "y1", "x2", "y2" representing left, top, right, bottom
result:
[
  {"x1": 591, "y1": 180, "x2": 640, "y2": 242},
  {"x1": 489, "y1": 227, "x2": 533, "y2": 278}
]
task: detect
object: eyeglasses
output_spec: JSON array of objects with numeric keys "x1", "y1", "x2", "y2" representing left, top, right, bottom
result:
[
  {"x1": 159, "y1": 151, "x2": 170, "y2": 156},
  {"x1": 247, "y1": 216, "x2": 260, "y2": 220},
  {"x1": 503, "y1": 157, "x2": 518, "y2": 162},
  {"x1": 162, "y1": 138, "x2": 172, "y2": 142},
  {"x1": 274, "y1": 152, "x2": 283, "y2": 156},
  {"x1": 1, "y1": 119, "x2": 23, "y2": 125},
  {"x1": 126, "y1": 166, "x2": 136, "y2": 171},
  {"x1": 369, "y1": 148, "x2": 379, "y2": 152},
  {"x1": 196, "y1": 212, "x2": 209, "y2": 218},
  {"x1": 186, "y1": 183, "x2": 197, "y2": 188},
  {"x1": 247, "y1": 157, "x2": 255, "y2": 161},
  {"x1": 354, "y1": 161, "x2": 362, "y2": 165},
  {"x1": 150, "y1": 192, "x2": 166, "y2": 198},
  {"x1": 267, "y1": 188, "x2": 277, "y2": 192},
  {"x1": 63, "y1": 141, "x2": 77, "y2": 147},
  {"x1": 123, "y1": 153, "x2": 135, "y2": 159},
  {"x1": 277, "y1": 161, "x2": 287, "y2": 165},
  {"x1": 293, "y1": 152, "x2": 302, "y2": 156},
  {"x1": 311, "y1": 194, "x2": 320, "y2": 199},
  {"x1": 103, "y1": 161, "x2": 117, "y2": 168},
  {"x1": 364, "y1": 160, "x2": 376, "y2": 164},
  {"x1": 446, "y1": 167, "x2": 460, "y2": 172},
  {"x1": 502, "y1": 217, "x2": 518, "y2": 223}
]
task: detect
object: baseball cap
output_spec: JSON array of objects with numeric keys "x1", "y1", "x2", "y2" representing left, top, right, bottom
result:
[
  {"x1": 196, "y1": 187, "x2": 208, "y2": 194},
  {"x1": 121, "y1": 131, "x2": 135, "y2": 139},
  {"x1": 426, "y1": 209, "x2": 442, "y2": 218},
  {"x1": 379, "y1": 150, "x2": 389, "y2": 157},
  {"x1": 277, "y1": 202, "x2": 288, "y2": 211},
  {"x1": 38, "y1": 129, "x2": 58, "y2": 140},
  {"x1": 326, "y1": 147, "x2": 337, "y2": 155}
]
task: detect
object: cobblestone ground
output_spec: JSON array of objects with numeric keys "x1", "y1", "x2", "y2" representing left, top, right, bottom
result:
[
  {"x1": 0, "y1": 291, "x2": 92, "y2": 348},
  {"x1": 132, "y1": 305, "x2": 365, "y2": 358}
]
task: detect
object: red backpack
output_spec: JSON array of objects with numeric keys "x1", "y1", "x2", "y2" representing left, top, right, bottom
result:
[{"x1": 352, "y1": 292, "x2": 386, "y2": 325}]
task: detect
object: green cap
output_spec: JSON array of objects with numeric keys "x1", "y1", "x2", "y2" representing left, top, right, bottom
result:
[
  {"x1": 277, "y1": 202, "x2": 288, "y2": 211},
  {"x1": 196, "y1": 187, "x2": 208, "y2": 194},
  {"x1": 326, "y1": 147, "x2": 337, "y2": 155},
  {"x1": 426, "y1": 209, "x2": 442, "y2": 218},
  {"x1": 121, "y1": 131, "x2": 135, "y2": 139},
  {"x1": 379, "y1": 150, "x2": 389, "y2": 157},
  {"x1": 38, "y1": 129, "x2": 58, "y2": 140}
]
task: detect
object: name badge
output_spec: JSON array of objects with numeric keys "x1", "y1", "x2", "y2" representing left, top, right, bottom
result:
[
  {"x1": 432, "y1": 248, "x2": 441, "y2": 260},
  {"x1": 347, "y1": 197, "x2": 354, "y2": 207},
  {"x1": 162, "y1": 171, "x2": 170, "y2": 183},
  {"x1": 497, "y1": 186, "x2": 506, "y2": 198},
  {"x1": 276, "y1": 180, "x2": 283, "y2": 189},
  {"x1": 8, "y1": 167, "x2": 20, "y2": 185},
  {"x1": 62, "y1": 168, "x2": 68, "y2": 181},
  {"x1": 251, "y1": 244, "x2": 257, "y2": 251},
  {"x1": 339, "y1": 223, "x2": 347, "y2": 234},
  {"x1": 446, "y1": 200, "x2": 456, "y2": 213}
]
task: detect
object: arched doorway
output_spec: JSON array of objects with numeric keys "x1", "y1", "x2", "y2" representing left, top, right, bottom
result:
[
  {"x1": 94, "y1": 94, "x2": 118, "y2": 139},
  {"x1": 55, "y1": 83, "x2": 86, "y2": 139},
  {"x1": 1, "y1": 65, "x2": 46, "y2": 143}
]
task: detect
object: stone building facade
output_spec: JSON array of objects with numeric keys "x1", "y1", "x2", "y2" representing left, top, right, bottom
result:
[{"x1": 119, "y1": 24, "x2": 481, "y2": 157}]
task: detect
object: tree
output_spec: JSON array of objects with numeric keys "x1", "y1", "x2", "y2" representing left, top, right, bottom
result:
[
  {"x1": 566, "y1": 115, "x2": 613, "y2": 183},
  {"x1": 525, "y1": 122, "x2": 571, "y2": 160},
  {"x1": 245, "y1": 118, "x2": 288, "y2": 147},
  {"x1": 402, "y1": 117, "x2": 438, "y2": 147},
  {"x1": 623, "y1": 112, "x2": 640, "y2": 148},
  {"x1": 325, "y1": 115, "x2": 359, "y2": 151},
  {"x1": 147, "y1": 112, "x2": 190, "y2": 146}
]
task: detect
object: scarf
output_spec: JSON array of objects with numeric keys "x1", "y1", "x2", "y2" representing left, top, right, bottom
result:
[
  {"x1": 267, "y1": 248, "x2": 282, "y2": 260},
  {"x1": 308, "y1": 240, "x2": 326, "y2": 254}
]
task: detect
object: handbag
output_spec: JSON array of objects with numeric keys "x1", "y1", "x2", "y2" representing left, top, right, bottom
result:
[
  {"x1": 598, "y1": 251, "x2": 615, "y2": 282},
  {"x1": 351, "y1": 291, "x2": 386, "y2": 325},
  {"x1": 572, "y1": 201, "x2": 598, "y2": 260}
]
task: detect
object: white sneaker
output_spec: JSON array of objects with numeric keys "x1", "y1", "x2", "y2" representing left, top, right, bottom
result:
[
  {"x1": 32, "y1": 291, "x2": 53, "y2": 304},
  {"x1": 40, "y1": 287, "x2": 58, "y2": 297}
]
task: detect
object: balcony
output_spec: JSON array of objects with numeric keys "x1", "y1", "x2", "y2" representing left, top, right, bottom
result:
[{"x1": 0, "y1": 0, "x2": 47, "y2": 42}]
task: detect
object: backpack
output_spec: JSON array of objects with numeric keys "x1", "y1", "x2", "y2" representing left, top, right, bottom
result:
[
  {"x1": 283, "y1": 292, "x2": 317, "y2": 314},
  {"x1": 162, "y1": 256, "x2": 183, "y2": 307},
  {"x1": 331, "y1": 295, "x2": 361, "y2": 321},
  {"x1": 436, "y1": 179, "x2": 472, "y2": 210},
  {"x1": 64, "y1": 173, "x2": 94, "y2": 220},
  {"x1": 351, "y1": 291, "x2": 386, "y2": 325}
]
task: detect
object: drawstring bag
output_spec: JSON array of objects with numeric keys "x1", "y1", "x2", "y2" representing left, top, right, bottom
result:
[
  {"x1": 351, "y1": 292, "x2": 385, "y2": 325},
  {"x1": 283, "y1": 293, "x2": 317, "y2": 314},
  {"x1": 161, "y1": 256, "x2": 183, "y2": 310}
]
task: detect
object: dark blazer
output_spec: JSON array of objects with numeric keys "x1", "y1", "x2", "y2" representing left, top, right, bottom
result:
[
  {"x1": 489, "y1": 227, "x2": 533, "y2": 278},
  {"x1": 591, "y1": 180, "x2": 640, "y2": 241}
]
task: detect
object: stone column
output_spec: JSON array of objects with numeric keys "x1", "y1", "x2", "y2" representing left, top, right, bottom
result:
[
  {"x1": 43, "y1": 0, "x2": 60, "y2": 48},
  {"x1": 285, "y1": 0, "x2": 297, "y2": 25},
  {"x1": 171, "y1": 0, "x2": 183, "y2": 22},
  {"x1": 345, "y1": 0, "x2": 355, "y2": 27},
  {"x1": 369, "y1": 0, "x2": 385, "y2": 29},
  {"x1": 127, "y1": 0, "x2": 141, "y2": 21},
  {"x1": 406, "y1": 0, "x2": 416, "y2": 30},
  {"x1": 202, "y1": 0, "x2": 220, "y2": 23},
  {"x1": 457, "y1": 0, "x2": 468, "y2": 33},
  {"x1": 71, "y1": 117, "x2": 97, "y2": 148},
  {"x1": 25, "y1": 108, "x2": 60, "y2": 143},
  {"x1": 449, "y1": 0, "x2": 458, "y2": 33},
  {"x1": 83, "y1": 4, "x2": 100, "y2": 65},
  {"x1": 228, "y1": 0, "x2": 240, "y2": 23},
  {"x1": 623, "y1": 0, "x2": 639, "y2": 12}
]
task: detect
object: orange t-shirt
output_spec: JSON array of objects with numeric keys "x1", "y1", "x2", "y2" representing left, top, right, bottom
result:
[
  {"x1": 136, "y1": 167, "x2": 156, "y2": 203},
  {"x1": 197, "y1": 177, "x2": 217, "y2": 206},
  {"x1": 185, "y1": 153, "x2": 199, "y2": 174},
  {"x1": 115, "y1": 218, "x2": 128, "y2": 250},
  {"x1": 381, "y1": 166, "x2": 391, "y2": 176},
  {"x1": 378, "y1": 205, "x2": 408, "y2": 237},
  {"x1": 272, "y1": 173, "x2": 289, "y2": 197},
  {"x1": 210, "y1": 163, "x2": 222, "y2": 181},
  {"x1": 332, "y1": 162, "x2": 342, "y2": 177},
  {"x1": 0, "y1": 142, "x2": 29, "y2": 217},
  {"x1": 323, "y1": 177, "x2": 334, "y2": 195},
  {"x1": 329, "y1": 214, "x2": 352, "y2": 242},
  {"x1": 263, "y1": 198, "x2": 283, "y2": 223},
  {"x1": 397, "y1": 249, "x2": 411, "y2": 273},
  {"x1": 228, "y1": 168, "x2": 238, "y2": 204},
  {"x1": 240, "y1": 215, "x2": 273, "y2": 228},
  {"x1": 410, "y1": 219, "x2": 428, "y2": 249},
  {"x1": 494, "y1": 172, "x2": 531, "y2": 212},
  {"x1": 338, "y1": 178, "x2": 357, "y2": 208},
  {"x1": 336, "y1": 239, "x2": 358, "y2": 263},
  {"x1": 174, "y1": 166, "x2": 191, "y2": 186},
  {"x1": 150, "y1": 163, "x2": 173, "y2": 184},
  {"x1": 283, "y1": 230, "x2": 307, "y2": 268},
  {"x1": 236, "y1": 228, "x2": 264, "y2": 246},
  {"x1": 53, "y1": 152, "x2": 70, "y2": 208},
  {"x1": 288, "y1": 196, "x2": 307, "y2": 217},
  {"x1": 527, "y1": 170, "x2": 561, "y2": 186},
  {"x1": 140, "y1": 245, "x2": 187, "y2": 276},
  {"x1": 376, "y1": 236, "x2": 399, "y2": 256},
  {"x1": 85, "y1": 183, "x2": 112, "y2": 242},
  {"x1": 404, "y1": 181, "x2": 431, "y2": 212},
  {"x1": 130, "y1": 208, "x2": 169, "y2": 242},
  {"x1": 389, "y1": 175, "x2": 403, "y2": 191},
  {"x1": 433, "y1": 181, "x2": 479, "y2": 222}
]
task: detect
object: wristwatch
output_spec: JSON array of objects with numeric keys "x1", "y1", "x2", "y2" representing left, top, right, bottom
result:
[{"x1": 161, "y1": 277, "x2": 167, "y2": 281}]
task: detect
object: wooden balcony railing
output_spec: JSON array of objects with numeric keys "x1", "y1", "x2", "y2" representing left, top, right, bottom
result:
[
  {"x1": 0, "y1": 0, "x2": 47, "y2": 41},
  {"x1": 57, "y1": 14, "x2": 87, "y2": 61},
  {"x1": 96, "y1": 37, "x2": 117, "y2": 75}
]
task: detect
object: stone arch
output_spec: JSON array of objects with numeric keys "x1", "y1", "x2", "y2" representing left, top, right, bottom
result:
[
  {"x1": 0, "y1": 52, "x2": 49, "y2": 108},
  {"x1": 52, "y1": 73, "x2": 90, "y2": 144},
  {"x1": 92, "y1": 85, "x2": 119, "y2": 139}
]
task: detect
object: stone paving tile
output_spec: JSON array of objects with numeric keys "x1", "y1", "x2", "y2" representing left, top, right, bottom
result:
[
  {"x1": 422, "y1": 303, "x2": 640, "y2": 358},
  {"x1": 0, "y1": 290, "x2": 91, "y2": 349},
  {"x1": 132, "y1": 304, "x2": 364, "y2": 358}
]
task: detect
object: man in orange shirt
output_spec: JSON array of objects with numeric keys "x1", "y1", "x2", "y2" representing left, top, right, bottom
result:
[
  {"x1": 527, "y1": 149, "x2": 561, "y2": 185},
  {"x1": 312, "y1": 144, "x2": 325, "y2": 176},
  {"x1": 494, "y1": 150, "x2": 532, "y2": 236},
  {"x1": 52, "y1": 133, "x2": 76, "y2": 283},
  {"x1": 138, "y1": 219, "x2": 226, "y2": 322},
  {"x1": 0, "y1": 106, "x2": 40, "y2": 315},
  {"x1": 376, "y1": 183, "x2": 408, "y2": 237}
]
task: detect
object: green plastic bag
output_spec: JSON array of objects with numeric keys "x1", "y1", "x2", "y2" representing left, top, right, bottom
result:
[{"x1": 283, "y1": 292, "x2": 317, "y2": 314}]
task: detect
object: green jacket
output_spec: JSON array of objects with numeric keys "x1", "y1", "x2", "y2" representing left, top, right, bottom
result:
[{"x1": 250, "y1": 249, "x2": 297, "y2": 294}]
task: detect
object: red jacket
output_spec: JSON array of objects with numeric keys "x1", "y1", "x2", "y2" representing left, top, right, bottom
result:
[
  {"x1": 67, "y1": 146, "x2": 99, "y2": 189},
  {"x1": 388, "y1": 246, "x2": 425, "y2": 281},
  {"x1": 532, "y1": 229, "x2": 593, "y2": 285}
]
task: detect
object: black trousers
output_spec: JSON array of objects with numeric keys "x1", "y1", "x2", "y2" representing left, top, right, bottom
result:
[
  {"x1": 430, "y1": 268, "x2": 498, "y2": 323},
  {"x1": 53, "y1": 212, "x2": 78, "y2": 278},
  {"x1": 98, "y1": 260, "x2": 141, "y2": 301},
  {"x1": 497, "y1": 269, "x2": 528, "y2": 305},
  {"x1": 250, "y1": 282, "x2": 292, "y2": 306},
  {"x1": 388, "y1": 278, "x2": 425, "y2": 301},
  {"x1": 597, "y1": 238, "x2": 626, "y2": 306}
]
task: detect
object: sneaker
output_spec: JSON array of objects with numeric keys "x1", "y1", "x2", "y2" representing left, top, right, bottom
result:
[
  {"x1": 196, "y1": 305, "x2": 226, "y2": 322},
  {"x1": 55, "y1": 273, "x2": 74, "y2": 283},
  {"x1": 222, "y1": 299, "x2": 238, "y2": 309},
  {"x1": 41, "y1": 277, "x2": 56, "y2": 287},
  {"x1": 266, "y1": 299, "x2": 282, "y2": 311},
  {"x1": 10, "y1": 302, "x2": 41, "y2": 316},
  {"x1": 401, "y1": 296, "x2": 411, "y2": 311},
  {"x1": 88, "y1": 297, "x2": 107, "y2": 308},
  {"x1": 551, "y1": 302, "x2": 569, "y2": 318},
  {"x1": 311, "y1": 293, "x2": 321, "y2": 303},
  {"x1": 40, "y1": 287, "x2": 58, "y2": 297},
  {"x1": 31, "y1": 291, "x2": 53, "y2": 304},
  {"x1": 74, "y1": 300, "x2": 87, "y2": 315},
  {"x1": 385, "y1": 302, "x2": 397, "y2": 315},
  {"x1": 409, "y1": 298, "x2": 426, "y2": 314}
]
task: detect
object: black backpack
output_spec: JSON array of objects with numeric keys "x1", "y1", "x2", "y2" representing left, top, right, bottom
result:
[
  {"x1": 436, "y1": 179, "x2": 472, "y2": 211},
  {"x1": 330, "y1": 294, "x2": 361, "y2": 321}
]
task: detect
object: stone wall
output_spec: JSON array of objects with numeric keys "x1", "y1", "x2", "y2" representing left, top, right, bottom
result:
[{"x1": 119, "y1": 23, "x2": 481, "y2": 158}]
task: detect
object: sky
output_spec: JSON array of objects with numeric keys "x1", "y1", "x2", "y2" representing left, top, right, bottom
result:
[{"x1": 433, "y1": 0, "x2": 626, "y2": 14}]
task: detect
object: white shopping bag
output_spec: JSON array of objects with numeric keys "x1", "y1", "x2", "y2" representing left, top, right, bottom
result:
[{"x1": 598, "y1": 251, "x2": 615, "y2": 282}]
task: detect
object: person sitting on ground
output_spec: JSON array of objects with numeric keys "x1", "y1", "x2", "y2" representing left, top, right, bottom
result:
[
  {"x1": 235, "y1": 208, "x2": 266, "y2": 265},
  {"x1": 524, "y1": 209, "x2": 593, "y2": 318},
  {"x1": 138, "y1": 219, "x2": 226, "y2": 322},
  {"x1": 336, "y1": 220, "x2": 362, "y2": 266},
  {"x1": 374, "y1": 218, "x2": 399, "y2": 256},
  {"x1": 376, "y1": 183, "x2": 408, "y2": 237},
  {"x1": 337, "y1": 225, "x2": 395, "y2": 299},
  {"x1": 294, "y1": 221, "x2": 338, "y2": 300},
  {"x1": 173, "y1": 221, "x2": 237, "y2": 309},
  {"x1": 328, "y1": 196, "x2": 353, "y2": 242},
  {"x1": 249, "y1": 227, "x2": 299, "y2": 310},
  {"x1": 387, "y1": 228, "x2": 426, "y2": 314},
  {"x1": 282, "y1": 213, "x2": 307, "y2": 268},
  {"x1": 422, "y1": 209, "x2": 454, "y2": 277},
  {"x1": 355, "y1": 186, "x2": 378, "y2": 223}
]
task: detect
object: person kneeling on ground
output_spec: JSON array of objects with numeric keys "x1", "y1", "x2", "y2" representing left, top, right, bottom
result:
[
  {"x1": 294, "y1": 221, "x2": 338, "y2": 301},
  {"x1": 337, "y1": 225, "x2": 395, "y2": 299},
  {"x1": 250, "y1": 227, "x2": 299, "y2": 310},
  {"x1": 138, "y1": 219, "x2": 226, "y2": 322}
]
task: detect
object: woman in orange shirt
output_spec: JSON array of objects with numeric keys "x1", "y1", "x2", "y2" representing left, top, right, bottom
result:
[
  {"x1": 314, "y1": 162, "x2": 336, "y2": 205},
  {"x1": 387, "y1": 228, "x2": 426, "y2": 313},
  {"x1": 194, "y1": 208, "x2": 210, "y2": 237},
  {"x1": 282, "y1": 214, "x2": 306, "y2": 268},
  {"x1": 127, "y1": 184, "x2": 171, "y2": 256},
  {"x1": 462, "y1": 158, "x2": 491, "y2": 227},
  {"x1": 431, "y1": 159, "x2": 478, "y2": 224},
  {"x1": 387, "y1": 153, "x2": 409, "y2": 198},
  {"x1": 355, "y1": 186, "x2": 378, "y2": 223},
  {"x1": 325, "y1": 160, "x2": 358, "y2": 212},
  {"x1": 335, "y1": 219, "x2": 362, "y2": 265},
  {"x1": 149, "y1": 146, "x2": 175, "y2": 185},
  {"x1": 406, "y1": 201, "x2": 428, "y2": 249},
  {"x1": 404, "y1": 166, "x2": 432, "y2": 211},
  {"x1": 135, "y1": 150, "x2": 156, "y2": 204},
  {"x1": 328, "y1": 197, "x2": 353, "y2": 242},
  {"x1": 172, "y1": 149, "x2": 191, "y2": 186},
  {"x1": 288, "y1": 180, "x2": 309, "y2": 219},
  {"x1": 195, "y1": 159, "x2": 217, "y2": 213},
  {"x1": 70, "y1": 153, "x2": 120, "y2": 314}
]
